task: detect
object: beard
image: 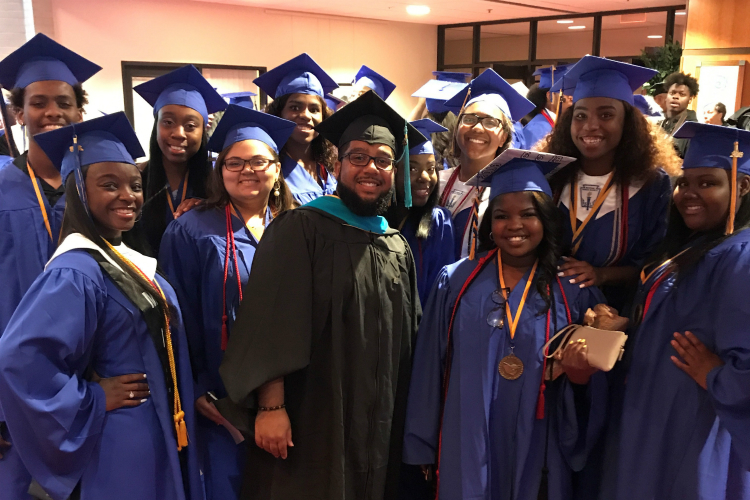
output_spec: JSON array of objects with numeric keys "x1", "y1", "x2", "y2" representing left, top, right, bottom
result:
[{"x1": 337, "y1": 180, "x2": 394, "y2": 217}]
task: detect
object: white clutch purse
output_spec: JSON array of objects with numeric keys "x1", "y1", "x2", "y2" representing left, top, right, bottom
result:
[{"x1": 543, "y1": 324, "x2": 628, "y2": 372}]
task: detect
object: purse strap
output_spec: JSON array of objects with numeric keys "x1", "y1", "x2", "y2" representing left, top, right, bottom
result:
[{"x1": 542, "y1": 324, "x2": 580, "y2": 359}]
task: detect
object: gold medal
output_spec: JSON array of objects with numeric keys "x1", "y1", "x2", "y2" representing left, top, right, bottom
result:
[{"x1": 498, "y1": 354, "x2": 524, "y2": 380}]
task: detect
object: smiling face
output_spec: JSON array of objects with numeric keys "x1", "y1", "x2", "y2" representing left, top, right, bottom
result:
[
  {"x1": 673, "y1": 168, "x2": 750, "y2": 232},
  {"x1": 570, "y1": 97, "x2": 625, "y2": 163},
  {"x1": 279, "y1": 93, "x2": 324, "y2": 145},
  {"x1": 156, "y1": 104, "x2": 204, "y2": 165},
  {"x1": 395, "y1": 153, "x2": 438, "y2": 207},
  {"x1": 456, "y1": 101, "x2": 509, "y2": 162},
  {"x1": 221, "y1": 139, "x2": 280, "y2": 206},
  {"x1": 334, "y1": 140, "x2": 395, "y2": 215},
  {"x1": 85, "y1": 162, "x2": 144, "y2": 240},
  {"x1": 490, "y1": 191, "x2": 544, "y2": 263},
  {"x1": 18, "y1": 80, "x2": 83, "y2": 139}
]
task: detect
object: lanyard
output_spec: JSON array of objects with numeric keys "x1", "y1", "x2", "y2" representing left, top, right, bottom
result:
[
  {"x1": 166, "y1": 171, "x2": 189, "y2": 219},
  {"x1": 497, "y1": 253, "x2": 538, "y2": 340},
  {"x1": 569, "y1": 171, "x2": 616, "y2": 254},
  {"x1": 27, "y1": 162, "x2": 53, "y2": 241}
]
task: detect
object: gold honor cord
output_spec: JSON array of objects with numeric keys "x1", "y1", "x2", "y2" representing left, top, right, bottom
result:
[
  {"x1": 166, "y1": 171, "x2": 189, "y2": 219},
  {"x1": 27, "y1": 163, "x2": 53, "y2": 241},
  {"x1": 727, "y1": 141, "x2": 743, "y2": 235}
]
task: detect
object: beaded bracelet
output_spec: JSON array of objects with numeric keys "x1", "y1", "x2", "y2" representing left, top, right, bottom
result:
[{"x1": 258, "y1": 404, "x2": 286, "y2": 412}]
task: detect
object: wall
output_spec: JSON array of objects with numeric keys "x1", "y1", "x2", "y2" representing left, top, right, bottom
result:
[
  {"x1": 0, "y1": 0, "x2": 27, "y2": 61},
  {"x1": 40, "y1": 0, "x2": 436, "y2": 118}
]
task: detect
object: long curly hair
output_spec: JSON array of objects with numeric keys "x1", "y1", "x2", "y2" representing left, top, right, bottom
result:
[
  {"x1": 538, "y1": 102, "x2": 680, "y2": 193},
  {"x1": 476, "y1": 191, "x2": 564, "y2": 311},
  {"x1": 265, "y1": 93, "x2": 337, "y2": 172}
]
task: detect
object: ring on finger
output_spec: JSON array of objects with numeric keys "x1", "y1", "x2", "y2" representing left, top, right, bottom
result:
[{"x1": 129, "y1": 391, "x2": 134, "y2": 399}]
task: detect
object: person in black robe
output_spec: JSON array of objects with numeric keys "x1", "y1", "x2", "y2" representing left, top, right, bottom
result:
[{"x1": 218, "y1": 90, "x2": 425, "y2": 500}]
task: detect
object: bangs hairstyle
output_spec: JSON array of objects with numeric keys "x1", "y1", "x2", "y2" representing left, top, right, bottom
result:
[
  {"x1": 385, "y1": 157, "x2": 440, "y2": 240},
  {"x1": 540, "y1": 102, "x2": 680, "y2": 193},
  {"x1": 59, "y1": 166, "x2": 174, "y2": 321},
  {"x1": 645, "y1": 172, "x2": 750, "y2": 280},
  {"x1": 10, "y1": 83, "x2": 89, "y2": 112},
  {"x1": 476, "y1": 191, "x2": 564, "y2": 311},
  {"x1": 264, "y1": 93, "x2": 337, "y2": 172},
  {"x1": 203, "y1": 141, "x2": 296, "y2": 215},
  {"x1": 450, "y1": 109, "x2": 513, "y2": 162}
]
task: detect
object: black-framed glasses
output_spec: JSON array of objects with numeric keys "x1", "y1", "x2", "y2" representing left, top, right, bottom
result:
[
  {"x1": 223, "y1": 157, "x2": 276, "y2": 172},
  {"x1": 460, "y1": 113, "x2": 502, "y2": 130},
  {"x1": 486, "y1": 288, "x2": 510, "y2": 328},
  {"x1": 341, "y1": 152, "x2": 396, "y2": 171}
]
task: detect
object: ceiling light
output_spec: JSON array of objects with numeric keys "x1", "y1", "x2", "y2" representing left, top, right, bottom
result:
[
  {"x1": 406, "y1": 5, "x2": 430, "y2": 16},
  {"x1": 568, "y1": 26, "x2": 586, "y2": 30},
  {"x1": 648, "y1": 35, "x2": 663, "y2": 39},
  {"x1": 557, "y1": 20, "x2": 574, "y2": 24},
  {"x1": 675, "y1": 11, "x2": 686, "y2": 15}
]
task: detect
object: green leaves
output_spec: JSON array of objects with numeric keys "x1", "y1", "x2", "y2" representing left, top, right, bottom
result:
[{"x1": 640, "y1": 40, "x2": 683, "y2": 95}]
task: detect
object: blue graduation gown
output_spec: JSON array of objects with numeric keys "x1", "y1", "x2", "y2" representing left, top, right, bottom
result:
[
  {"x1": 166, "y1": 178, "x2": 196, "y2": 224},
  {"x1": 160, "y1": 207, "x2": 264, "y2": 500},
  {"x1": 400, "y1": 206, "x2": 456, "y2": 306},
  {"x1": 601, "y1": 230, "x2": 750, "y2": 500},
  {"x1": 280, "y1": 155, "x2": 336, "y2": 205},
  {"x1": 521, "y1": 113, "x2": 553, "y2": 150},
  {"x1": 403, "y1": 254, "x2": 607, "y2": 500},
  {"x1": 512, "y1": 121, "x2": 526, "y2": 149},
  {"x1": 0, "y1": 248, "x2": 202, "y2": 500}
]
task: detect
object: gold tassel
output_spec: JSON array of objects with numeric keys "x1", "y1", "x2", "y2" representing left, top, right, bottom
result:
[
  {"x1": 175, "y1": 411, "x2": 188, "y2": 450},
  {"x1": 727, "y1": 141, "x2": 743, "y2": 235}
]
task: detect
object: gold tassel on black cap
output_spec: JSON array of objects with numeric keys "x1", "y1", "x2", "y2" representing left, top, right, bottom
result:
[{"x1": 727, "y1": 140, "x2": 744, "y2": 235}]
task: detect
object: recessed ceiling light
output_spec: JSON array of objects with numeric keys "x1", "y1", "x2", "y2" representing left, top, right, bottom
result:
[
  {"x1": 648, "y1": 35, "x2": 663, "y2": 39},
  {"x1": 568, "y1": 25, "x2": 586, "y2": 30},
  {"x1": 557, "y1": 20, "x2": 574, "y2": 24},
  {"x1": 675, "y1": 11, "x2": 686, "y2": 15},
  {"x1": 406, "y1": 5, "x2": 430, "y2": 16}
]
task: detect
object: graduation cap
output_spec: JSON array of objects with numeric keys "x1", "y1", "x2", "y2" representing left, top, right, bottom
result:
[
  {"x1": 551, "y1": 55, "x2": 658, "y2": 106},
  {"x1": 0, "y1": 33, "x2": 101, "y2": 90},
  {"x1": 324, "y1": 93, "x2": 345, "y2": 111},
  {"x1": 33, "y1": 112, "x2": 144, "y2": 211},
  {"x1": 412, "y1": 79, "x2": 468, "y2": 114},
  {"x1": 254, "y1": 53, "x2": 338, "y2": 99},
  {"x1": 134, "y1": 65, "x2": 227, "y2": 124},
  {"x1": 353, "y1": 65, "x2": 396, "y2": 100},
  {"x1": 632, "y1": 94, "x2": 663, "y2": 118},
  {"x1": 207, "y1": 104, "x2": 296, "y2": 154},
  {"x1": 409, "y1": 118, "x2": 448, "y2": 156},
  {"x1": 433, "y1": 71, "x2": 472, "y2": 83},
  {"x1": 222, "y1": 91, "x2": 256, "y2": 110},
  {"x1": 674, "y1": 122, "x2": 750, "y2": 234},
  {"x1": 443, "y1": 69, "x2": 535, "y2": 122},
  {"x1": 315, "y1": 90, "x2": 427, "y2": 207},
  {"x1": 533, "y1": 64, "x2": 572, "y2": 90}
]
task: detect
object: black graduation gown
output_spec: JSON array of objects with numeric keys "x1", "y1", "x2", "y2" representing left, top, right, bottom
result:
[{"x1": 219, "y1": 205, "x2": 421, "y2": 500}]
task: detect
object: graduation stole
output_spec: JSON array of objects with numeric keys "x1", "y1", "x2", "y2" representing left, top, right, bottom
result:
[{"x1": 87, "y1": 246, "x2": 188, "y2": 451}]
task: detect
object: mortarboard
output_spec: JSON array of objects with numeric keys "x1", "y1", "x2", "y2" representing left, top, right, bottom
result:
[
  {"x1": 222, "y1": 91, "x2": 256, "y2": 110},
  {"x1": 423, "y1": 71, "x2": 472, "y2": 114},
  {"x1": 412, "y1": 80, "x2": 468, "y2": 115},
  {"x1": 409, "y1": 119, "x2": 448, "y2": 156},
  {"x1": 207, "y1": 104, "x2": 296, "y2": 154},
  {"x1": 353, "y1": 65, "x2": 396, "y2": 100},
  {"x1": 533, "y1": 64, "x2": 572, "y2": 91},
  {"x1": 254, "y1": 53, "x2": 338, "y2": 99},
  {"x1": 0, "y1": 33, "x2": 101, "y2": 90},
  {"x1": 551, "y1": 55, "x2": 657, "y2": 106},
  {"x1": 444, "y1": 69, "x2": 535, "y2": 122},
  {"x1": 632, "y1": 94, "x2": 663, "y2": 118},
  {"x1": 315, "y1": 90, "x2": 427, "y2": 207},
  {"x1": 134, "y1": 65, "x2": 227, "y2": 124},
  {"x1": 324, "y1": 93, "x2": 345, "y2": 111},
  {"x1": 674, "y1": 122, "x2": 750, "y2": 233}
]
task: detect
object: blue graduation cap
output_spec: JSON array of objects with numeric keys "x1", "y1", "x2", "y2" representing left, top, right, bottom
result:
[
  {"x1": 324, "y1": 93, "x2": 345, "y2": 111},
  {"x1": 409, "y1": 119, "x2": 448, "y2": 156},
  {"x1": 466, "y1": 148, "x2": 576, "y2": 200},
  {"x1": 433, "y1": 71, "x2": 472, "y2": 83},
  {"x1": 412, "y1": 79, "x2": 467, "y2": 114},
  {"x1": 0, "y1": 33, "x2": 101, "y2": 90},
  {"x1": 632, "y1": 94, "x2": 663, "y2": 118},
  {"x1": 443, "y1": 69, "x2": 535, "y2": 122},
  {"x1": 674, "y1": 122, "x2": 750, "y2": 174},
  {"x1": 254, "y1": 53, "x2": 338, "y2": 99},
  {"x1": 222, "y1": 91, "x2": 256, "y2": 110},
  {"x1": 551, "y1": 55, "x2": 657, "y2": 106},
  {"x1": 134, "y1": 65, "x2": 227, "y2": 124},
  {"x1": 33, "y1": 112, "x2": 144, "y2": 211},
  {"x1": 353, "y1": 65, "x2": 396, "y2": 100},
  {"x1": 207, "y1": 104, "x2": 296, "y2": 154},
  {"x1": 533, "y1": 64, "x2": 572, "y2": 90}
]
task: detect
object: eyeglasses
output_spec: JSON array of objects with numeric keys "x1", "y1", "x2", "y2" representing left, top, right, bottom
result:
[
  {"x1": 341, "y1": 152, "x2": 396, "y2": 171},
  {"x1": 486, "y1": 289, "x2": 509, "y2": 328},
  {"x1": 223, "y1": 157, "x2": 276, "y2": 172},
  {"x1": 460, "y1": 113, "x2": 502, "y2": 130}
]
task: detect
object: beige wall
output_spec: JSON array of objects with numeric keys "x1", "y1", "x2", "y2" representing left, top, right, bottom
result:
[{"x1": 40, "y1": 0, "x2": 436, "y2": 118}]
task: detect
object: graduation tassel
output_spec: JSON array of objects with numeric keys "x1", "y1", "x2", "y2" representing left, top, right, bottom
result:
[
  {"x1": 221, "y1": 320, "x2": 229, "y2": 351},
  {"x1": 555, "y1": 88, "x2": 563, "y2": 124},
  {"x1": 727, "y1": 140, "x2": 743, "y2": 235},
  {"x1": 403, "y1": 122, "x2": 412, "y2": 208},
  {"x1": 175, "y1": 410, "x2": 188, "y2": 450},
  {"x1": 468, "y1": 192, "x2": 481, "y2": 260},
  {"x1": 537, "y1": 296, "x2": 552, "y2": 420}
]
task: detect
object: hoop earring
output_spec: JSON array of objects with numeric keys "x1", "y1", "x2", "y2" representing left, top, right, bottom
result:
[{"x1": 273, "y1": 180, "x2": 280, "y2": 197}]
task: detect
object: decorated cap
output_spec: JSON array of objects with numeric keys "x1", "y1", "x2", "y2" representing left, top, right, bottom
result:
[
  {"x1": 674, "y1": 122, "x2": 750, "y2": 174},
  {"x1": 466, "y1": 148, "x2": 576, "y2": 199},
  {"x1": 324, "y1": 93, "x2": 345, "y2": 111},
  {"x1": 533, "y1": 64, "x2": 572, "y2": 91},
  {"x1": 353, "y1": 65, "x2": 396, "y2": 100},
  {"x1": 0, "y1": 33, "x2": 101, "y2": 90},
  {"x1": 134, "y1": 65, "x2": 227, "y2": 124},
  {"x1": 254, "y1": 53, "x2": 338, "y2": 99},
  {"x1": 552, "y1": 55, "x2": 658, "y2": 106},
  {"x1": 222, "y1": 91, "x2": 256, "y2": 110},
  {"x1": 409, "y1": 119, "x2": 448, "y2": 156},
  {"x1": 207, "y1": 104, "x2": 296, "y2": 154},
  {"x1": 443, "y1": 69, "x2": 535, "y2": 121},
  {"x1": 315, "y1": 90, "x2": 427, "y2": 207}
]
